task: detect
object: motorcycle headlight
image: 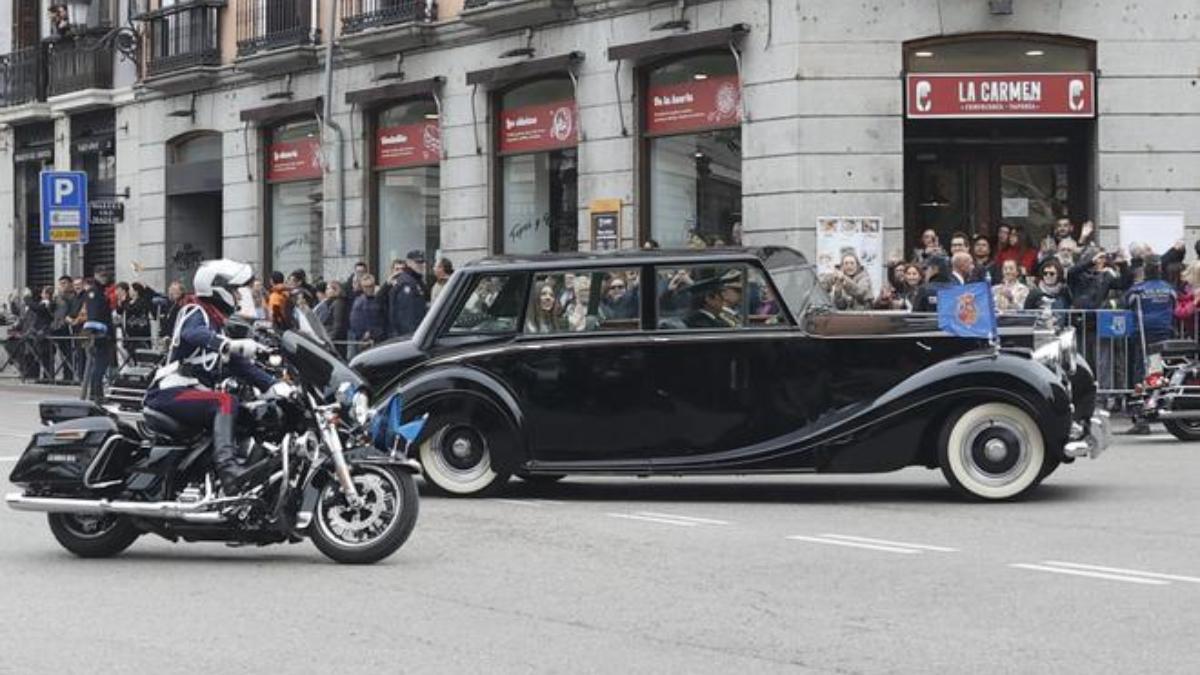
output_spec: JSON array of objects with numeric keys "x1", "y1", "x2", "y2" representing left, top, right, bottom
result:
[{"x1": 349, "y1": 390, "x2": 370, "y2": 425}]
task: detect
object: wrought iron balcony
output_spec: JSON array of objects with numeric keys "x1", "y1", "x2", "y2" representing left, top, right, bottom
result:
[
  {"x1": 47, "y1": 38, "x2": 115, "y2": 97},
  {"x1": 341, "y1": 0, "x2": 434, "y2": 33},
  {"x1": 0, "y1": 46, "x2": 48, "y2": 108},
  {"x1": 143, "y1": 0, "x2": 225, "y2": 76},
  {"x1": 236, "y1": 0, "x2": 319, "y2": 57}
]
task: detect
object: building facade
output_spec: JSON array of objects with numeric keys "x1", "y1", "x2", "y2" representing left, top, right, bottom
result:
[{"x1": 0, "y1": 0, "x2": 1198, "y2": 292}]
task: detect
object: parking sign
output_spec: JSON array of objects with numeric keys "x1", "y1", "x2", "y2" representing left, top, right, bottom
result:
[{"x1": 39, "y1": 171, "x2": 89, "y2": 245}]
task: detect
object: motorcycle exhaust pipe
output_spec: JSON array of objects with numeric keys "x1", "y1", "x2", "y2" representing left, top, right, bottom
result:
[{"x1": 5, "y1": 493, "x2": 226, "y2": 523}]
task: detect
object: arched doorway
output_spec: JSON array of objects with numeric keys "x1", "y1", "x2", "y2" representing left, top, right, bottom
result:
[
  {"x1": 165, "y1": 132, "x2": 223, "y2": 287},
  {"x1": 903, "y1": 33, "x2": 1096, "y2": 254}
]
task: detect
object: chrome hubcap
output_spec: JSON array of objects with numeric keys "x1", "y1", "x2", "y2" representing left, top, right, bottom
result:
[
  {"x1": 962, "y1": 417, "x2": 1032, "y2": 487},
  {"x1": 317, "y1": 468, "x2": 402, "y2": 549},
  {"x1": 983, "y1": 438, "x2": 1008, "y2": 463}
]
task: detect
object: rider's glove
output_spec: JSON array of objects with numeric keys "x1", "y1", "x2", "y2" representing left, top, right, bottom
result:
[
  {"x1": 269, "y1": 381, "x2": 296, "y2": 399},
  {"x1": 224, "y1": 338, "x2": 264, "y2": 359}
]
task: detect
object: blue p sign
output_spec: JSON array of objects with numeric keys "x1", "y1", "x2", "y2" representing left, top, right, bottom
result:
[{"x1": 39, "y1": 171, "x2": 89, "y2": 245}]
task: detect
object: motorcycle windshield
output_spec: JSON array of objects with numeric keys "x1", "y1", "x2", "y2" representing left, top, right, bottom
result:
[{"x1": 280, "y1": 330, "x2": 365, "y2": 399}]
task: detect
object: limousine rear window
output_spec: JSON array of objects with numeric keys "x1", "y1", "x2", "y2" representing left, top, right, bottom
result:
[{"x1": 525, "y1": 268, "x2": 641, "y2": 334}]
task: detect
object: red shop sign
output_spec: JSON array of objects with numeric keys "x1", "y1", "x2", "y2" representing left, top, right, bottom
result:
[
  {"x1": 266, "y1": 138, "x2": 323, "y2": 182},
  {"x1": 645, "y1": 74, "x2": 742, "y2": 135},
  {"x1": 376, "y1": 121, "x2": 441, "y2": 169},
  {"x1": 498, "y1": 99, "x2": 577, "y2": 154},
  {"x1": 906, "y1": 72, "x2": 1095, "y2": 119}
]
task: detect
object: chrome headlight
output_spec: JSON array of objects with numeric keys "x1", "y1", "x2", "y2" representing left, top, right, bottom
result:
[
  {"x1": 349, "y1": 390, "x2": 370, "y2": 425},
  {"x1": 1057, "y1": 327, "x2": 1077, "y2": 374},
  {"x1": 1033, "y1": 340, "x2": 1061, "y2": 372}
]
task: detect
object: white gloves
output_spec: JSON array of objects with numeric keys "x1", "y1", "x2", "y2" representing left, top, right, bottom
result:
[
  {"x1": 269, "y1": 381, "x2": 296, "y2": 399},
  {"x1": 225, "y1": 338, "x2": 264, "y2": 359}
]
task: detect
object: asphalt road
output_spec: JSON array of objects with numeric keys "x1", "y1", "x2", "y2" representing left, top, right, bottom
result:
[{"x1": 0, "y1": 383, "x2": 1197, "y2": 674}]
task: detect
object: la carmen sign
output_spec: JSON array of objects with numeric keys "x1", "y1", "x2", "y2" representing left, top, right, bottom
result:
[{"x1": 906, "y1": 72, "x2": 1095, "y2": 119}]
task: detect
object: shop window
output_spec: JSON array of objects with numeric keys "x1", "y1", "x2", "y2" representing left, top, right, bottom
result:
[
  {"x1": 496, "y1": 78, "x2": 578, "y2": 255},
  {"x1": 643, "y1": 53, "x2": 742, "y2": 248},
  {"x1": 905, "y1": 36, "x2": 1092, "y2": 73},
  {"x1": 654, "y1": 264, "x2": 782, "y2": 330},
  {"x1": 373, "y1": 98, "x2": 441, "y2": 275},
  {"x1": 265, "y1": 118, "x2": 323, "y2": 276},
  {"x1": 525, "y1": 268, "x2": 641, "y2": 334}
]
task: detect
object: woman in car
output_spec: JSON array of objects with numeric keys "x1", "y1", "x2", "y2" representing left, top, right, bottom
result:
[{"x1": 526, "y1": 281, "x2": 565, "y2": 334}]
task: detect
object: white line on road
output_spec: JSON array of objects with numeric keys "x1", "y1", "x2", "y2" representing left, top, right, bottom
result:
[
  {"x1": 1042, "y1": 561, "x2": 1200, "y2": 584},
  {"x1": 787, "y1": 535, "x2": 920, "y2": 554},
  {"x1": 607, "y1": 513, "x2": 699, "y2": 527},
  {"x1": 1010, "y1": 563, "x2": 1168, "y2": 586},
  {"x1": 820, "y1": 534, "x2": 958, "y2": 552},
  {"x1": 495, "y1": 499, "x2": 545, "y2": 507},
  {"x1": 0, "y1": 456, "x2": 19, "y2": 462},
  {"x1": 637, "y1": 512, "x2": 729, "y2": 525}
]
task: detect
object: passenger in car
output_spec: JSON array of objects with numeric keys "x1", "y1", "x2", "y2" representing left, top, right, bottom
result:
[
  {"x1": 565, "y1": 276, "x2": 600, "y2": 332},
  {"x1": 600, "y1": 272, "x2": 638, "y2": 321},
  {"x1": 527, "y1": 281, "x2": 565, "y2": 333},
  {"x1": 684, "y1": 271, "x2": 742, "y2": 329},
  {"x1": 658, "y1": 268, "x2": 694, "y2": 316}
]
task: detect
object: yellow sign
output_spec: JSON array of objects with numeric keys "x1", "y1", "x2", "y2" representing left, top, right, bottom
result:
[{"x1": 49, "y1": 229, "x2": 82, "y2": 243}]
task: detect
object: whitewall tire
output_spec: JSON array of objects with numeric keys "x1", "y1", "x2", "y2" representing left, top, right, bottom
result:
[
  {"x1": 418, "y1": 423, "x2": 509, "y2": 496},
  {"x1": 939, "y1": 402, "x2": 1046, "y2": 501}
]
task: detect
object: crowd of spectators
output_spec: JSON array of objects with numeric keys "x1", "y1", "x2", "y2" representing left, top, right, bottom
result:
[{"x1": 0, "y1": 251, "x2": 456, "y2": 391}]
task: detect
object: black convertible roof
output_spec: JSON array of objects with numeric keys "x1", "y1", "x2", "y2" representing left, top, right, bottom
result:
[{"x1": 463, "y1": 246, "x2": 806, "y2": 272}]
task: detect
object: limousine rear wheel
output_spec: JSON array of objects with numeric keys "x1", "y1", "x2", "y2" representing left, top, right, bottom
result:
[
  {"x1": 419, "y1": 421, "x2": 510, "y2": 497},
  {"x1": 939, "y1": 402, "x2": 1046, "y2": 501}
]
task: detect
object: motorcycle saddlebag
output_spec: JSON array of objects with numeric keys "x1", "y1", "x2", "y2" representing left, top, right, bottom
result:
[
  {"x1": 8, "y1": 416, "x2": 123, "y2": 488},
  {"x1": 39, "y1": 399, "x2": 109, "y2": 425}
]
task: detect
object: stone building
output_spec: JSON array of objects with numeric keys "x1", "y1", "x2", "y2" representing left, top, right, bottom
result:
[{"x1": 0, "y1": 0, "x2": 1197, "y2": 292}]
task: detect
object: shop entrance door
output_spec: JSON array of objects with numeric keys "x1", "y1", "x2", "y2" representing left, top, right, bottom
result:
[{"x1": 904, "y1": 118, "x2": 1091, "y2": 248}]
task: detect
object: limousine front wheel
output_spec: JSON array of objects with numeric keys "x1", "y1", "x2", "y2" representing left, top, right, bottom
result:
[
  {"x1": 939, "y1": 402, "x2": 1046, "y2": 501},
  {"x1": 418, "y1": 422, "x2": 510, "y2": 496}
]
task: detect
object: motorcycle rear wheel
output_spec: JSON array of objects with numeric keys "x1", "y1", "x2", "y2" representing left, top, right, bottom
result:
[
  {"x1": 47, "y1": 513, "x2": 140, "y2": 558},
  {"x1": 1163, "y1": 418, "x2": 1200, "y2": 441},
  {"x1": 310, "y1": 465, "x2": 419, "y2": 564}
]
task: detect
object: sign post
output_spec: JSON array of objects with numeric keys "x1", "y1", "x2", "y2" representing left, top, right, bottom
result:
[{"x1": 39, "y1": 171, "x2": 90, "y2": 245}]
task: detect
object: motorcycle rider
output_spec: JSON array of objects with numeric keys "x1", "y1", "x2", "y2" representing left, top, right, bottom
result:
[{"x1": 144, "y1": 260, "x2": 279, "y2": 495}]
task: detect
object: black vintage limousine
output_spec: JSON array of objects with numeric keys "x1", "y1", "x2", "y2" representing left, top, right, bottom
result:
[{"x1": 350, "y1": 247, "x2": 1109, "y2": 500}]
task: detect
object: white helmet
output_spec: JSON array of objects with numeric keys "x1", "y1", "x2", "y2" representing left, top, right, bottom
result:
[{"x1": 194, "y1": 259, "x2": 254, "y2": 313}]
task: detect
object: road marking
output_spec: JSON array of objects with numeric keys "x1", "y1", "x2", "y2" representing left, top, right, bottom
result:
[
  {"x1": 787, "y1": 535, "x2": 920, "y2": 554},
  {"x1": 0, "y1": 456, "x2": 18, "y2": 462},
  {"x1": 1041, "y1": 561, "x2": 1200, "y2": 585},
  {"x1": 607, "y1": 513, "x2": 699, "y2": 527},
  {"x1": 0, "y1": 432, "x2": 28, "y2": 439},
  {"x1": 820, "y1": 534, "x2": 958, "y2": 553},
  {"x1": 494, "y1": 499, "x2": 562, "y2": 508},
  {"x1": 1010, "y1": 563, "x2": 1168, "y2": 586},
  {"x1": 637, "y1": 512, "x2": 729, "y2": 526}
]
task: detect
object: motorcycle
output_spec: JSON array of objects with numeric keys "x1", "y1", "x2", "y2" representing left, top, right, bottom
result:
[
  {"x1": 1127, "y1": 339, "x2": 1200, "y2": 441},
  {"x1": 4, "y1": 308, "x2": 428, "y2": 564}
]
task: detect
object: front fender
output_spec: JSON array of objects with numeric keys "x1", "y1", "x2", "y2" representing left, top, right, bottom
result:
[
  {"x1": 295, "y1": 448, "x2": 422, "y2": 532},
  {"x1": 379, "y1": 364, "x2": 524, "y2": 431}
]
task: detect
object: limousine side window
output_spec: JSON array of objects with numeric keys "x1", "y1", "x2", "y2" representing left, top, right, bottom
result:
[
  {"x1": 524, "y1": 268, "x2": 641, "y2": 334},
  {"x1": 447, "y1": 273, "x2": 529, "y2": 334},
  {"x1": 654, "y1": 264, "x2": 785, "y2": 330}
]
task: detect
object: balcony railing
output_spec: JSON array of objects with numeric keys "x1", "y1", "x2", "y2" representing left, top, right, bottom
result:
[
  {"x1": 47, "y1": 39, "x2": 115, "y2": 97},
  {"x1": 144, "y1": 1, "x2": 224, "y2": 76},
  {"x1": 341, "y1": 0, "x2": 434, "y2": 33},
  {"x1": 0, "y1": 46, "x2": 48, "y2": 107},
  {"x1": 236, "y1": 0, "x2": 318, "y2": 57}
]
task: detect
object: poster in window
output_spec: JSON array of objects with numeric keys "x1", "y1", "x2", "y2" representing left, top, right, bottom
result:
[
  {"x1": 376, "y1": 121, "x2": 441, "y2": 169},
  {"x1": 645, "y1": 74, "x2": 741, "y2": 135},
  {"x1": 266, "y1": 138, "x2": 323, "y2": 182},
  {"x1": 499, "y1": 100, "x2": 578, "y2": 154},
  {"x1": 816, "y1": 217, "x2": 884, "y2": 301}
]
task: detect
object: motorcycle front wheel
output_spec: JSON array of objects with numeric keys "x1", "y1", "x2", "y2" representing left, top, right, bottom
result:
[{"x1": 310, "y1": 465, "x2": 419, "y2": 564}]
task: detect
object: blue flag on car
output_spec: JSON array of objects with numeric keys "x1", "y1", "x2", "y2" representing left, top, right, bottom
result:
[
  {"x1": 1098, "y1": 310, "x2": 1134, "y2": 338},
  {"x1": 937, "y1": 282, "x2": 997, "y2": 339}
]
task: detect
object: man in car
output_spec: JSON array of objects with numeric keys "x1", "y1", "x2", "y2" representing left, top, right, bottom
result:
[{"x1": 684, "y1": 270, "x2": 742, "y2": 328}]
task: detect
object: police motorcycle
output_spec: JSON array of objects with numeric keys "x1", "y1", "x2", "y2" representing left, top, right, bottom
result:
[
  {"x1": 1127, "y1": 339, "x2": 1200, "y2": 441},
  {"x1": 4, "y1": 307, "x2": 429, "y2": 564}
]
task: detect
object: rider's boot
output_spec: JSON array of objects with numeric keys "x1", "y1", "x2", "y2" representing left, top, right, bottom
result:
[{"x1": 212, "y1": 410, "x2": 247, "y2": 495}]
